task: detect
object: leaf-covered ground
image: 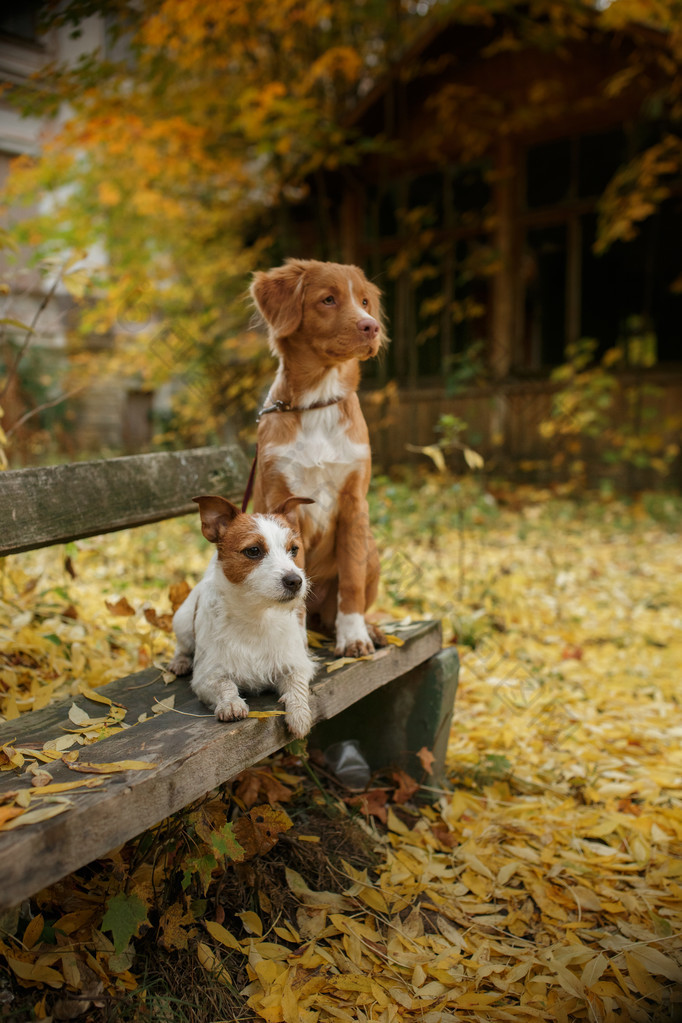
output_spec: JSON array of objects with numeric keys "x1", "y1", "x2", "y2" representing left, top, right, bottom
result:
[{"x1": 1, "y1": 478, "x2": 681, "y2": 1021}]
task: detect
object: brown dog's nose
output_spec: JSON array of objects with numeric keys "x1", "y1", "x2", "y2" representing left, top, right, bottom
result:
[{"x1": 357, "y1": 317, "x2": 379, "y2": 339}]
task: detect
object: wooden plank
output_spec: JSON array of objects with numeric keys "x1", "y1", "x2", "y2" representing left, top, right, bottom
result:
[
  {"x1": 0, "y1": 445, "x2": 251, "y2": 557},
  {"x1": 0, "y1": 621, "x2": 441, "y2": 911}
]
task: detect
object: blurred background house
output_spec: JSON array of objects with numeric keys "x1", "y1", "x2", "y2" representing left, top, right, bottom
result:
[
  {"x1": 280, "y1": 11, "x2": 682, "y2": 481},
  {"x1": 1, "y1": 2, "x2": 680, "y2": 486}
]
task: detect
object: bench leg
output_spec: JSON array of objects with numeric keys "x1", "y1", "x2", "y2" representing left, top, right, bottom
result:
[{"x1": 310, "y1": 647, "x2": 459, "y2": 786}]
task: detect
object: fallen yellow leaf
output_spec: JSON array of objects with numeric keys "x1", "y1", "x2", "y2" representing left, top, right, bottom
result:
[{"x1": 63, "y1": 759, "x2": 157, "y2": 774}]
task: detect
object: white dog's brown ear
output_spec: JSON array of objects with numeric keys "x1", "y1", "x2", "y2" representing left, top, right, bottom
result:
[
  {"x1": 193, "y1": 495, "x2": 241, "y2": 543},
  {"x1": 250, "y1": 261, "x2": 307, "y2": 337},
  {"x1": 273, "y1": 495, "x2": 314, "y2": 528}
]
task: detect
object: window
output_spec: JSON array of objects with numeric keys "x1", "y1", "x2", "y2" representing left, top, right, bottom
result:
[
  {"x1": 0, "y1": 2, "x2": 44, "y2": 45},
  {"x1": 363, "y1": 166, "x2": 491, "y2": 385}
]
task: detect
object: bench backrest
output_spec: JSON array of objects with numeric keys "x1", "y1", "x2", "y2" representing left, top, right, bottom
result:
[{"x1": 0, "y1": 445, "x2": 251, "y2": 557}]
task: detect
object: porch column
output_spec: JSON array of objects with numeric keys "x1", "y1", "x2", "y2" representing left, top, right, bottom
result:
[{"x1": 490, "y1": 137, "x2": 517, "y2": 448}]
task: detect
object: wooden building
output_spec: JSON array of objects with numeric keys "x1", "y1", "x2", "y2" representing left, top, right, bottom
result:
[{"x1": 286, "y1": 6, "x2": 682, "y2": 482}]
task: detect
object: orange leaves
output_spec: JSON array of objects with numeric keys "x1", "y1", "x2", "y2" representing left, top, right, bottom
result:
[
  {"x1": 97, "y1": 181, "x2": 121, "y2": 207},
  {"x1": 233, "y1": 804, "x2": 293, "y2": 859},
  {"x1": 303, "y1": 46, "x2": 363, "y2": 92}
]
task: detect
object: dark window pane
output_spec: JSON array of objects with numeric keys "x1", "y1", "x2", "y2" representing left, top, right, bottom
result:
[
  {"x1": 453, "y1": 162, "x2": 491, "y2": 215},
  {"x1": 0, "y1": 2, "x2": 43, "y2": 43},
  {"x1": 378, "y1": 187, "x2": 397, "y2": 237},
  {"x1": 525, "y1": 225, "x2": 567, "y2": 365},
  {"x1": 526, "y1": 139, "x2": 571, "y2": 208},
  {"x1": 651, "y1": 197, "x2": 682, "y2": 361},
  {"x1": 415, "y1": 268, "x2": 443, "y2": 377},
  {"x1": 578, "y1": 129, "x2": 626, "y2": 198},
  {"x1": 409, "y1": 173, "x2": 444, "y2": 223}
]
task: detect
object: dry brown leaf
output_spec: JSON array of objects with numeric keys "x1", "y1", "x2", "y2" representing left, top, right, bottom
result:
[
  {"x1": 347, "y1": 788, "x2": 390, "y2": 823},
  {"x1": 104, "y1": 596, "x2": 136, "y2": 617},
  {"x1": 169, "y1": 580, "x2": 191, "y2": 612},
  {"x1": 391, "y1": 770, "x2": 420, "y2": 804},
  {"x1": 416, "y1": 746, "x2": 435, "y2": 775},
  {"x1": 233, "y1": 804, "x2": 292, "y2": 859},
  {"x1": 143, "y1": 607, "x2": 173, "y2": 632}
]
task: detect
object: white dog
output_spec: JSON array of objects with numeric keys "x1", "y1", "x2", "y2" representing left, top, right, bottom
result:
[{"x1": 169, "y1": 494, "x2": 316, "y2": 738}]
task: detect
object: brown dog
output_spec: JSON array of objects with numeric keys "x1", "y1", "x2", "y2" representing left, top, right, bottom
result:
[{"x1": 250, "y1": 259, "x2": 386, "y2": 657}]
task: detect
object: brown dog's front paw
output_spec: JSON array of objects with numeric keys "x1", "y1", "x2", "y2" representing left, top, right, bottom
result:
[
  {"x1": 334, "y1": 612, "x2": 377, "y2": 658},
  {"x1": 367, "y1": 623, "x2": 388, "y2": 648},
  {"x1": 335, "y1": 638, "x2": 375, "y2": 658}
]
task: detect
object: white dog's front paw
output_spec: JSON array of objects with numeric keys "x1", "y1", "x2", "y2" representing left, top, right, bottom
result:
[
  {"x1": 285, "y1": 701, "x2": 312, "y2": 739},
  {"x1": 168, "y1": 653, "x2": 193, "y2": 676},
  {"x1": 335, "y1": 611, "x2": 374, "y2": 658},
  {"x1": 214, "y1": 696, "x2": 249, "y2": 722}
]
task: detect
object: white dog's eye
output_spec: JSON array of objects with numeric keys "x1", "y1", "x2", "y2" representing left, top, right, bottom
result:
[
  {"x1": 290, "y1": 545, "x2": 299, "y2": 558},
  {"x1": 322, "y1": 295, "x2": 335, "y2": 305},
  {"x1": 242, "y1": 546, "x2": 263, "y2": 559}
]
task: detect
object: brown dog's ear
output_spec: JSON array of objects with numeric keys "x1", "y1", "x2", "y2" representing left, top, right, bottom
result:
[
  {"x1": 192, "y1": 495, "x2": 241, "y2": 543},
  {"x1": 273, "y1": 495, "x2": 314, "y2": 528},
  {"x1": 250, "y1": 261, "x2": 307, "y2": 337}
]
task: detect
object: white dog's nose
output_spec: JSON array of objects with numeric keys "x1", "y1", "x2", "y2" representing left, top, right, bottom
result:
[{"x1": 281, "y1": 572, "x2": 303, "y2": 595}]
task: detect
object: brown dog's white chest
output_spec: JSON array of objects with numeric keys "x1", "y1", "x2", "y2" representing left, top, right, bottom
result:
[{"x1": 268, "y1": 392, "x2": 369, "y2": 542}]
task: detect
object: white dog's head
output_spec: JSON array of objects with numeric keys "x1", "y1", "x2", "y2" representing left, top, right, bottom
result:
[{"x1": 193, "y1": 495, "x2": 313, "y2": 609}]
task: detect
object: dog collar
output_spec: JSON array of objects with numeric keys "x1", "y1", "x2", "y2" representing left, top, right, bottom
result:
[{"x1": 258, "y1": 395, "x2": 345, "y2": 418}]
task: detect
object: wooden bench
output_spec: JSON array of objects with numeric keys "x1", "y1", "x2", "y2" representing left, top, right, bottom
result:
[{"x1": 0, "y1": 446, "x2": 459, "y2": 913}]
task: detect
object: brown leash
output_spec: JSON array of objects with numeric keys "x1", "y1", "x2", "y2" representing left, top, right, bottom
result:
[
  {"x1": 241, "y1": 394, "x2": 345, "y2": 512},
  {"x1": 241, "y1": 445, "x2": 259, "y2": 512}
]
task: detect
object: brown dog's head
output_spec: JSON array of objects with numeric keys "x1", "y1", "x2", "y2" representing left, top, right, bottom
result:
[{"x1": 250, "y1": 259, "x2": 385, "y2": 364}]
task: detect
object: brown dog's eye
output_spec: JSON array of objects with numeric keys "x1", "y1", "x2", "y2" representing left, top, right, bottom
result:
[
  {"x1": 242, "y1": 546, "x2": 263, "y2": 559},
  {"x1": 362, "y1": 298, "x2": 368, "y2": 307},
  {"x1": 290, "y1": 545, "x2": 299, "y2": 558},
  {"x1": 322, "y1": 295, "x2": 335, "y2": 306}
]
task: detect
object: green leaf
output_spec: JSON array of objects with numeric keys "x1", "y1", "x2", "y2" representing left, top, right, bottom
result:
[
  {"x1": 286, "y1": 738, "x2": 308, "y2": 758},
  {"x1": 211, "y1": 821, "x2": 245, "y2": 863},
  {"x1": 182, "y1": 852, "x2": 217, "y2": 895},
  {"x1": 101, "y1": 892, "x2": 148, "y2": 954}
]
